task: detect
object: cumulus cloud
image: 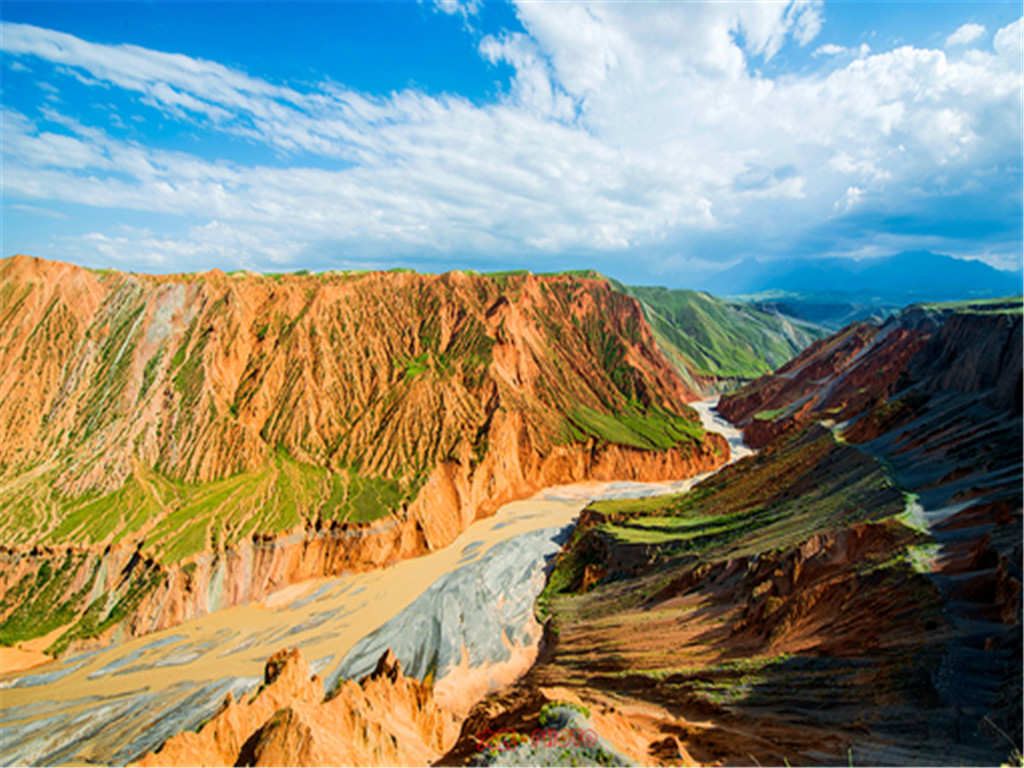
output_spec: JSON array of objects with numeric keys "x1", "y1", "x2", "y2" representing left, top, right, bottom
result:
[
  {"x1": 994, "y1": 17, "x2": 1023, "y2": 58},
  {"x1": 1, "y1": 6, "x2": 1021, "y2": 275},
  {"x1": 947, "y1": 22, "x2": 987, "y2": 47}
]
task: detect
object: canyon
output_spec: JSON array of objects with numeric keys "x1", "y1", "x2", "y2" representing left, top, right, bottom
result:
[
  {"x1": 0, "y1": 410, "x2": 742, "y2": 766},
  {"x1": 0, "y1": 257, "x2": 1020, "y2": 767}
]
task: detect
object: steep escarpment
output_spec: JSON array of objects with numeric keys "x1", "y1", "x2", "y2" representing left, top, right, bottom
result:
[
  {"x1": 715, "y1": 297, "x2": 1024, "y2": 762},
  {"x1": 441, "y1": 298, "x2": 1022, "y2": 767},
  {"x1": 0, "y1": 255, "x2": 726, "y2": 655},
  {"x1": 134, "y1": 647, "x2": 458, "y2": 767}
]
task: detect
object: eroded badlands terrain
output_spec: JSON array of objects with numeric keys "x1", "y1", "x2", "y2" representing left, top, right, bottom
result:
[{"x1": 0, "y1": 258, "x2": 1020, "y2": 767}]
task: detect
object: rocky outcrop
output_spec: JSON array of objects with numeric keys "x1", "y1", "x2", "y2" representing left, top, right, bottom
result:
[
  {"x1": 904, "y1": 308, "x2": 1023, "y2": 413},
  {"x1": 134, "y1": 647, "x2": 459, "y2": 767}
]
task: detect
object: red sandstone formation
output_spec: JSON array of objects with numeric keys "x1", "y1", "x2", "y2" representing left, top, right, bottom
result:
[
  {"x1": 719, "y1": 303, "x2": 1022, "y2": 448},
  {"x1": 134, "y1": 648, "x2": 458, "y2": 767},
  {"x1": 0, "y1": 255, "x2": 726, "y2": 654}
]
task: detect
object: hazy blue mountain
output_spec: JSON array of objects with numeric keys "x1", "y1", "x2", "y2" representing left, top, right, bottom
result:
[
  {"x1": 700, "y1": 251, "x2": 1022, "y2": 300},
  {"x1": 691, "y1": 251, "x2": 1021, "y2": 328}
]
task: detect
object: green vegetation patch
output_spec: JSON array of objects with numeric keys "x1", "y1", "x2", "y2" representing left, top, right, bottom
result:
[
  {"x1": 608, "y1": 282, "x2": 824, "y2": 381},
  {"x1": 77, "y1": 293, "x2": 147, "y2": 441},
  {"x1": 0, "y1": 551, "x2": 95, "y2": 647},
  {"x1": 397, "y1": 352, "x2": 431, "y2": 380},
  {"x1": 911, "y1": 296, "x2": 1023, "y2": 316},
  {"x1": 566, "y1": 405, "x2": 704, "y2": 451},
  {"x1": 48, "y1": 567, "x2": 165, "y2": 655},
  {"x1": 319, "y1": 468, "x2": 411, "y2": 525},
  {"x1": 753, "y1": 407, "x2": 788, "y2": 421},
  {"x1": 3, "y1": 450, "x2": 418, "y2": 567},
  {"x1": 138, "y1": 344, "x2": 167, "y2": 402},
  {"x1": 536, "y1": 526, "x2": 600, "y2": 620},
  {"x1": 51, "y1": 477, "x2": 163, "y2": 547},
  {"x1": 538, "y1": 701, "x2": 592, "y2": 726},
  {"x1": 545, "y1": 426, "x2": 907, "y2": 613}
]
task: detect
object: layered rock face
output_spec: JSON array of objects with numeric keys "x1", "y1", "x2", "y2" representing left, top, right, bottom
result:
[
  {"x1": 717, "y1": 300, "x2": 1022, "y2": 446},
  {"x1": 1, "y1": 257, "x2": 703, "y2": 497},
  {"x1": 135, "y1": 647, "x2": 458, "y2": 767},
  {"x1": 0, "y1": 256, "x2": 726, "y2": 654},
  {"x1": 440, "y1": 299, "x2": 1022, "y2": 767}
]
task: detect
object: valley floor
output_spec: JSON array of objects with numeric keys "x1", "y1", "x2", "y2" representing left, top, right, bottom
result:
[{"x1": 0, "y1": 400, "x2": 745, "y2": 767}]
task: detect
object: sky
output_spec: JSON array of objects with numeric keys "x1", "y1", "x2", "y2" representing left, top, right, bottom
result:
[{"x1": 1, "y1": 0, "x2": 1022, "y2": 285}]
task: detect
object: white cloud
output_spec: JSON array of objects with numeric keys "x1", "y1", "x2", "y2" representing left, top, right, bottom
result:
[
  {"x1": 432, "y1": 0, "x2": 481, "y2": 17},
  {"x1": 814, "y1": 43, "x2": 847, "y2": 57},
  {"x1": 994, "y1": 17, "x2": 1023, "y2": 58},
  {"x1": 947, "y1": 23, "x2": 987, "y2": 47},
  {"x1": 1, "y1": 10, "x2": 1021, "y2": 274},
  {"x1": 478, "y1": 32, "x2": 575, "y2": 119},
  {"x1": 813, "y1": 42, "x2": 871, "y2": 58},
  {"x1": 834, "y1": 185, "x2": 864, "y2": 213},
  {"x1": 792, "y1": 1, "x2": 824, "y2": 46}
]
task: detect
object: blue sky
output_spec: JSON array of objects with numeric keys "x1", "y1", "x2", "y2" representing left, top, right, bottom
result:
[{"x1": 1, "y1": 0, "x2": 1021, "y2": 285}]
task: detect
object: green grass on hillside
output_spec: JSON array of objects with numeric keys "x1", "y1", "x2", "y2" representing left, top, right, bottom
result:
[
  {"x1": 0, "y1": 448, "x2": 422, "y2": 650},
  {"x1": 545, "y1": 427, "x2": 910, "y2": 609},
  {"x1": 910, "y1": 296, "x2": 1023, "y2": 315},
  {"x1": 0, "y1": 452, "x2": 417, "y2": 566},
  {"x1": 753, "y1": 407, "x2": 788, "y2": 421},
  {"x1": 565, "y1": 405, "x2": 706, "y2": 451},
  {"x1": 609, "y1": 282, "x2": 823, "y2": 381}
]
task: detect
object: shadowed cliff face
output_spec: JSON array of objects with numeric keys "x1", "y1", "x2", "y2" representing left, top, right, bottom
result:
[
  {"x1": 440, "y1": 300, "x2": 1022, "y2": 767},
  {"x1": 0, "y1": 255, "x2": 728, "y2": 655}
]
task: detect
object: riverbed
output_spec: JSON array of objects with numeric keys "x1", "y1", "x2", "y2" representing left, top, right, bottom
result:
[{"x1": 0, "y1": 398, "x2": 748, "y2": 766}]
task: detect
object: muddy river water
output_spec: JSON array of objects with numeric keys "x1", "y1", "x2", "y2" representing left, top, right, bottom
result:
[{"x1": 0, "y1": 399, "x2": 749, "y2": 766}]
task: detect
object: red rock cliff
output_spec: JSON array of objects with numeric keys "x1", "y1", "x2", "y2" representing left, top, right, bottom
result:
[{"x1": 0, "y1": 255, "x2": 727, "y2": 652}]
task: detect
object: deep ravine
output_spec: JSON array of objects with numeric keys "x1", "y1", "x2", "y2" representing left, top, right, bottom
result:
[{"x1": 0, "y1": 398, "x2": 748, "y2": 767}]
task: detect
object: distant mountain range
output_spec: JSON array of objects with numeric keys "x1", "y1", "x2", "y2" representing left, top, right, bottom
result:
[
  {"x1": 692, "y1": 251, "x2": 1022, "y2": 328},
  {"x1": 698, "y1": 251, "x2": 1022, "y2": 298}
]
